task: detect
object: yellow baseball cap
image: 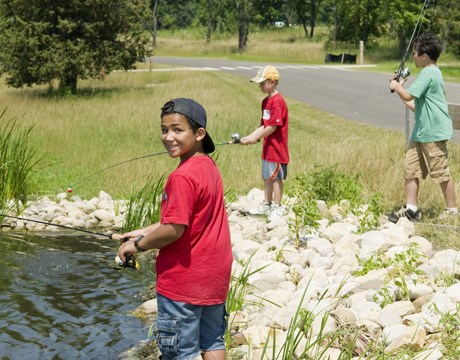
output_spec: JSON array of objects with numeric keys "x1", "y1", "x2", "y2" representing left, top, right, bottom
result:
[{"x1": 250, "y1": 65, "x2": 280, "y2": 83}]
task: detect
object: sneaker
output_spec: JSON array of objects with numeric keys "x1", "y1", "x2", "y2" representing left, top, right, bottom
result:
[
  {"x1": 248, "y1": 202, "x2": 271, "y2": 215},
  {"x1": 438, "y1": 209, "x2": 459, "y2": 222},
  {"x1": 268, "y1": 205, "x2": 286, "y2": 221},
  {"x1": 388, "y1": 206, "x2": 421, "y2": 223}
]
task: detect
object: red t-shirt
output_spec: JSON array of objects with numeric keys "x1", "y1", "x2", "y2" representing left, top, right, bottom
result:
[
  {"x1": 156, "y1": 155, "x2": 233, "y2": 305},
  {"x1": 260, "y1": 93, "x2": 289, "y2": 164}
]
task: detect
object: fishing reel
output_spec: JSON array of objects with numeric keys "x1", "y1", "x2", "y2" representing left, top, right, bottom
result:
[
  {"x1": 114, "y1": 254, "x2": 139, "y2": 270},
  {"x1": 231, "y1": 133, "x2": 241, "y2": 144},
  {"x1": 398, "y1": 67, "x2": 411, "y2": 80},
  {"x1": 391, "y1": 67, "x2": 411, "y2": 93}
]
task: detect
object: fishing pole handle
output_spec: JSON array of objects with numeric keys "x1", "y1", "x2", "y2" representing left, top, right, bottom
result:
[{"x1": 390, "y1": 70, "x2": 402, "y2": 93}]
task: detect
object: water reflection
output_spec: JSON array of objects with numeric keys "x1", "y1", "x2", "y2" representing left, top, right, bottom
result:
[{"x1": 0, "y1": 232, "x2": 153, "y2": 359}]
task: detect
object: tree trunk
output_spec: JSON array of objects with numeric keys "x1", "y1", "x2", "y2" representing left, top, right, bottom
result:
[
  {"x1": 206, "y1": 0, "x2": 213, "y2": 43},
  {"x1": 236, "y1": 0, "x2": 250, "y2": 50},
  {"x1": 152, "y1": 0, "x2": 160, "y2": 48},
  {"x1": 295, "y1": 2, "x2": 308, "y2": 38},
  {"x1": 238, "y1": 20, "x2": 249, "y2": 50},
  {"x1": 60, "y1": 73, "x2": 77, "y2": 94},
  {"x1": 309, "y1": 0, "x2": 316, "y2": 38}
]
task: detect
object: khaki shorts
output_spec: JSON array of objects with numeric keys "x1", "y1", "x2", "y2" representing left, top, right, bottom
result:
[{"x1": 404, "y1": 141, "x2": 451, "y2": 184}]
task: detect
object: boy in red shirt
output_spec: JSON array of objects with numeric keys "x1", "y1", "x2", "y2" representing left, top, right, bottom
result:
[
  {"x1": 115, "y1": 98, "x2": 232, "y2": 360},
  {"x1": 241, "y1": 65, "x2": 290, "y2": 220}
]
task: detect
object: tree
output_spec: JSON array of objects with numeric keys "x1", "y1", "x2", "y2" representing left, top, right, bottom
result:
[
  {"x1": 425, "y1": 0, "x2": 460, "y2": 56},
  {"x1": 383, "y1": 0, "x2": 426, "y2": 58},
  {"x1": 0, "y1": 0, "x2": 149, "y2": 94},
  {"x1": 206, "y1": 0, "x2": 213, "y2": 42},
  {"x1": 252, "y1": 0, "x2": 285, "y2": 27},
  {"x1": 235, "y1": 0, "x2": 252, "y2": 50},
  {"x1": 292, "y1": 0, "x2": 322, "y2": 38},
  {"x1": 330, "y1": 0, "x2": 384, "y2": 45},
  {"x1": 151, "y1": 0, "x2": 161, "y2": 48}
]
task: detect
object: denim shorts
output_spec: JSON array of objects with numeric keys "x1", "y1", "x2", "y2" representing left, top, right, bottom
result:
[
  {"x1": 262, "y1": 160, "x2": 288, "y2": 180},
  {"x1": 155, "y1": 293, "x2": 227, "y2": 360}
]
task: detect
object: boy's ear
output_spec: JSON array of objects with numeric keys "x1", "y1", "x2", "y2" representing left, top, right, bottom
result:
[{"x1": 196, "y1": 127, "x2": 206, "y2": 141}]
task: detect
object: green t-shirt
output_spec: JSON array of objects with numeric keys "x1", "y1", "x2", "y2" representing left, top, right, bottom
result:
[{"x1": 407, "y1": 65, "x2": 452, "y2": 142}]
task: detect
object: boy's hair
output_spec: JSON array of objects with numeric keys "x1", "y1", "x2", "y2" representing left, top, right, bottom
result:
[{"x1": 413, "y1": 33, "x2": 443, "y2": 62}]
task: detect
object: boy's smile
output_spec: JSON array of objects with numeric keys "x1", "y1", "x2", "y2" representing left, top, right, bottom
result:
[{"x1": 161, "y1": 113, "x2": 205, "y2": 161}]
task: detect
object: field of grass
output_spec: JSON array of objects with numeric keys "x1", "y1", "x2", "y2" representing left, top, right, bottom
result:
[
  {"x1": 2, "y1": 28, "x2": 460, "y2": 249},
  {"x1": 153, "y1": 27, "x2": 460, "y2": 82}
]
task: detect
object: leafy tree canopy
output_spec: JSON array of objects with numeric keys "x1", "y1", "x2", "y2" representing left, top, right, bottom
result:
[{"x1": 0, "y1": 0, "x2": 149, "y2": 93}]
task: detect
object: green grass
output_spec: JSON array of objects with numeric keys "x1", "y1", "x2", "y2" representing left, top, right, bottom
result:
[{"x1": 2, "y1": 29, "x2": 460, "y2": 249}]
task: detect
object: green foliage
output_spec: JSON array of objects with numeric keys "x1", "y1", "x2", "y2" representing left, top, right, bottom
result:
[
  {"x1": 437, "y1": 304, "x2": 460, "y2": 358},
  {"x1": 426, "y1": 0, "x2": 460, "y2": 57},
  {"x1": 0, "y1": 110, "x2": 43, "y2": 213},
  {"x1": 285, "y1": 173, "x2": 322, "y2": 247},
  {"x1": 328, "y1": 0, "x2": 386, "y2": 45},
  {"x1": 353, "y1": 193, "x2": 384, "y2": 234},
  {"x1": 286, "y1": 165, "x2": 384, "y2": 246},
  {"x1": 121, "y1": 174, "x2": 165, "y2": 233},
  {"x1": 308, "y1": 165, "x2": 364, "y2": 207},
  {"x1": 0, "y1": 0, "x2": 149, "y2": 93},
  {"x1": 353, "y1": 242, "x2": 426, "y2": 302}
]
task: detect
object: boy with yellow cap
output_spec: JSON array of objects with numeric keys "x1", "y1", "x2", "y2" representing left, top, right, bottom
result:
[{"x1": 241, "y1": 65, "x2": 290, "y2": 220}]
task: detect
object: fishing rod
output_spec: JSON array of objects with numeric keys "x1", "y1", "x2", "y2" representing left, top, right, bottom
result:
[
  {"x1": 66, "y1": 133, "x2": 242, "y2": 193},
  {"x1": 391, "y1": 0, "x2": 431, "y2": 92},
  {"x1": 0, "y1": 214, "x2": 113, "y2": 238},
  {"x1": 0, "y1": 214, "x2": 139, "y2": 269}
]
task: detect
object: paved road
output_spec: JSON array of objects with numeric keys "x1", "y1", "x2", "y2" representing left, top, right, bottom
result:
[{"x1": 153, "y1": 56, "x2": 460, "y2": 142}]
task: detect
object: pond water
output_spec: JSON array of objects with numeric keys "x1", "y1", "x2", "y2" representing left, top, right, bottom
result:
[{"x1": 0, "y1": 231, "x2": 154, "y2": 359}]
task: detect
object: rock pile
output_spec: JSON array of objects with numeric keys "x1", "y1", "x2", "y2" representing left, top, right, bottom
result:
[
  {"x1": 1, "y1": 191, "x2": 125, "y2": 232},
  {"x1": 2, "y1": 189, "x2": 459, "y2": 359},
  {"x1": 223, "y1": 189, "x2": 459, "y2": 359}
]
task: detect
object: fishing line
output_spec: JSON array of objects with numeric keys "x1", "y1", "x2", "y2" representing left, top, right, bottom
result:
[
  {"x1": 66, "y1": 133, "x2": 241, "y2": 193},
  {"x1": 0, "y1": 214, "x2": 113, "y2": 238},
  {"x1": 0, "y1": 214, "x2": 140, "y2": 269},
  {"x1": 391, "y1": 0, "x2": 431, "y2": 91}
]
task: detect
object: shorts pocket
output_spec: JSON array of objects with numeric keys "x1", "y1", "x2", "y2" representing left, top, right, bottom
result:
[{"x1": 156, "y1": 316, "x2": 179, "y2": 359}]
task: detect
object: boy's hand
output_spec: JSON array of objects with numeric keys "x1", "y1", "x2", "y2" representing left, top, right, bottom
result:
[
  {"x1": 240, "y1": 136, "x2": 258, "y2": 145},
  {"x1": 117, "y1": 239, "x2": 138, "y2": 264}
]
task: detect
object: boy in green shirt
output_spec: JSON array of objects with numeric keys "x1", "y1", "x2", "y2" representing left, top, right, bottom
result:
[{"x1": 389, "y1": 33, "x2": 458, "y2": 223}]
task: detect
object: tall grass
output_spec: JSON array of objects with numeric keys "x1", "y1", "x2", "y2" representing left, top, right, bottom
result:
[
  {"x1": 153, "y1": 27, "x2": 329, "y2": 64},
  {"x1": 0, "y1": 109, "x2": 43, "y2": 213},
  {"x1": 122, "y1": 174, "x2": 166, "y2": 233}
]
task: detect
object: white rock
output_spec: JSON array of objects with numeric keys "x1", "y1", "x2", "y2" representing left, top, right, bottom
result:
[
  {"x1": 92, "y1": 209, "x2": 112, "y2": 221},
  {"x1": 382, "y1": 301, "x2": 415, "y2": 317},
  {"x1": 98, "y1": 190, "x2": 112, "y2": 201},
  {"x1": 350, "y1": 300, "x2": 382, "y2": 323},
  {"x1": 445, "y1": 282, "x2": 460, "y2": 303},
  {"x1": 319, "y1": 222, "x2": 357, "y2": 242}
]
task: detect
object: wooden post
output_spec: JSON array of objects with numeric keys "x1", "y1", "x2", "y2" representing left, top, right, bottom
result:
[
  {"x1": 359, "y1": 41, "x2": 364, "y2": 65},
  {"x1": 449, "y1": 103, "x2": 460, "y2": 129}
]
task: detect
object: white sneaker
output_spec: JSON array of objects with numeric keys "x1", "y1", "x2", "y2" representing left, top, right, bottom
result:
[
  {"x1": 438, "y1": 209, "x2": 459, "y2": 222},
  {"x1": 248, "y1": 202, "x2": 271, "y2": 215},
  {"x1": 268, "y1": 205, "x2": 286, "y2": 221}
]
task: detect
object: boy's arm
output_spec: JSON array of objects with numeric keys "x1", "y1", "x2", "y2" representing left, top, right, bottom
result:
[
  {"x1": 241, "y1": 125, "x2": 277, "y2": 144},
  {"x1": 390, "y1": 78, "x2": 415, "y2": 111},
  {"x1": 117, "y1": 223, "x2": 185, "y2": 262}
]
